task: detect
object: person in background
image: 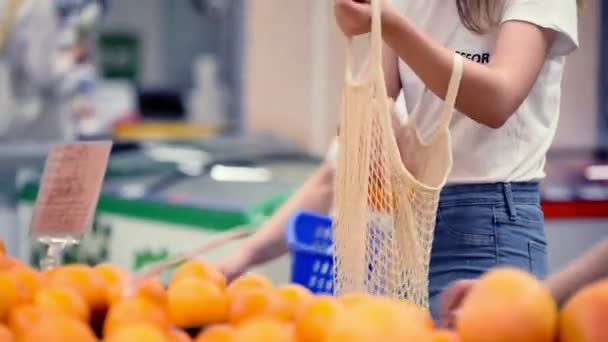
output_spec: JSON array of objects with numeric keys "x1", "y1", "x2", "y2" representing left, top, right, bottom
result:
[
  {"x1": 56, "y1": 0, "x2": 103, "y2": 136},
  {"x1": 439, "y1": 239, "x2": 608, "y2": 327},
  {"x1": 221, "y1": 0, "x2": 580, "y2": 321},
  {"x1": 0, "y1": 0, "x2": 96, "y2": 256}
]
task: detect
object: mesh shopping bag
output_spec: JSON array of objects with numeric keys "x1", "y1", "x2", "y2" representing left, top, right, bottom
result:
[{"x1": 333, "y1": 0, "x2": 464, "y2": 308}]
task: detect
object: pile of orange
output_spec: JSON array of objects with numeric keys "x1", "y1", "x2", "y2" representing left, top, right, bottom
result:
[{"x1": 0, "y1": 238, "x2": 606, "y2": 341}]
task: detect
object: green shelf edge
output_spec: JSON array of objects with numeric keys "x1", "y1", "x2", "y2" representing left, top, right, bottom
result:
[{"x1": 18, "y1": 184, "x2": 291, "y2": 232}]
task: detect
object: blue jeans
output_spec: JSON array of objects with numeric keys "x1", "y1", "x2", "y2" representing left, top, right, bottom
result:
[{"x1": 428, "y1": 182, "x2": 547, "y2": 321}]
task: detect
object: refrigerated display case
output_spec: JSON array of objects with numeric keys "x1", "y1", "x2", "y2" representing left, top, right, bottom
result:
[{"x1": 17, "y1": 135, "x2": 319, "y2": 284}]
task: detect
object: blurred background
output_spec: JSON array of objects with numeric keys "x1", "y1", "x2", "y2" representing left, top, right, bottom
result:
[{"x1": 0, "y1": 0, "x2": 606, "y2": 284}]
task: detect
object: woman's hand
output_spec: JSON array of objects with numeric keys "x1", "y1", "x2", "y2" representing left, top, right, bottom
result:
[
  {"x1": 334, "y1": 0, "x2": 399, "y2": 36},
  {"x1": 217, "y1": 249, "x2": 253, "y2": 282},
  {"x1": 438, "y1": 279, "x2": 477, "y2": 328}
]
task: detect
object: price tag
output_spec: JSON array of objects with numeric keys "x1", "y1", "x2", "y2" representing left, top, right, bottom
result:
[{"x1": 29, "y1": 141, "x2": 112, "y2": 239}]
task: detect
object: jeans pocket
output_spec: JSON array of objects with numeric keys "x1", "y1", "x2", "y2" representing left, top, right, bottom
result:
[
  {"x1": 436, "y1": 205, "x2": 496, "y2": 247},
  {"x1": 430, "y1": 205, "x2": 498, "y2": 312},
  {"x1": 528, "y1": 240, "x2": 548, "y2": 279}
]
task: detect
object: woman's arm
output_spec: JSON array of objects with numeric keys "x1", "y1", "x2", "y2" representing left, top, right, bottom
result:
[
  {"x1": 218, "y1": 162, "x2": 335, "y2": 280},
  {"x1": 334, "y1": 0, "x2": 556, "y2": 128},
  {"x1": 546, "y1": 239, "x2": 608, "y2": 306}
]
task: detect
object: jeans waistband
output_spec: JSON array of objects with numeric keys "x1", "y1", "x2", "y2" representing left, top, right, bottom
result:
[{"x1": 439, "y1": 182, "x2": 540, "y2": 208}]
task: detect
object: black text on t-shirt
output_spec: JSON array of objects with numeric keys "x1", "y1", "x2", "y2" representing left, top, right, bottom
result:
[{"x1": 456, "y1": 51, "x2": 490, "y2": 64}]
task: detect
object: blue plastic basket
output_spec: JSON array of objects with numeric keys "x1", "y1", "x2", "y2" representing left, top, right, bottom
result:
[{"x1": 286, "y1": 210, "x2": 334, "y2": 294}]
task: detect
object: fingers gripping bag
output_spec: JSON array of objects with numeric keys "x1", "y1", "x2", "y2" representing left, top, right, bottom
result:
[{"x1": 333, "y1": 0, "x2": 464, "y2": 308}]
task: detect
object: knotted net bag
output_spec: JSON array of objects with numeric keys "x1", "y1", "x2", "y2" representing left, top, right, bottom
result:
[{"x1": 333, "y1": 0, "x2": 464, "y2": 308}]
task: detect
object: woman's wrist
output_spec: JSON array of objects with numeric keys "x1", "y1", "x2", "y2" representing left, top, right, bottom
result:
[
  {"x1": 545, "y1": 279, "x2": 565, "y2": 307},
  {"x1": 381, "y1": 3, "x2": 403, "y2": 34},
  {"x1": 235, "y1": 245, "x2": 256, "y2": 268},
  {"x1": 219, "y1": 245, "x2": 255, "y2": 281},
  {"x1": 381, "y1": 8, "x2": 413, "y2": 51}
]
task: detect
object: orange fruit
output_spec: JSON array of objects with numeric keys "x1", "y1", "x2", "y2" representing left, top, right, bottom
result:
[
  {"x1": 338, "y1": 293, "x2": 428, "y2": 323},
  {"x1": 368, "y1": 171, "x2": 398, "y2": 211},
  {"x1": 0, "y1": 323, "x2": 13, "y2": 342},
  {"x1": 169, "y1": 328, "x2": 193, "y2": 342},
  {"x1": 457, "y1": 268, "x2": 557, "y2": 342},
  {"x1": 295, "y1": 295, "x2": 342, "y2": 342},
  {"x1": 276, "y1": 284, "x2": 313, "y2": 320},
  {"x1": 105, "y1": 323, "x2": 169, "y2": 342},
  {"x1": 104, "y1": 297, "x2": 170, "y2": 337},
  {"x1": 171, "y1": 261, "x2": 227, "y2": 289},
  {"x1": 94, "y1": 263, "x2": 128, "y2": 285},
  {"x1": 135, "y1": 277, "x2": 168, "y2": 307},
  {"x1": 194, "y1": 325, "x2": 236, "y2": 342},
  {"x1": 168, "y1": 278, "x2": 229, "y2": 327},
  {"x1": 0, "y1": 273, "x2": 26, "y2": 321},
  {"x1": 434, "y1": 329, "x2": 461, "y2": 342},
  {"x1": 20, "y1": 315, "x2": 97, "y2": 342},
  {"x1": 559, "y1": 279, "x2": 608, "y2": 342},
  {"x1": 34, "y1": 286, "x2": 90, "y2": 322},
  {"x1": 107, "y1": 276, "x2": 167, "y2": 309},
  {"x1": 326, "y1": 297, "x2": 434, "y2": 342},
  {"x1": 394, "y1": 299, "x2": 435, "y2": 330},
  {"x1": 226, "y1": 274, "x2": 273, "y2": 298},
  {"x1": 106, "y1": 282, "x2": 125, "y2": 306},
  {"x1": 0, "y1": 256, "x2": 26, "y2": 272},
  {"x1": 94, "y1": 263, "x2": 128, "y2": 305},
  {"x1": 40, "y1": 267, "x2": 57, "y2": 283},
  {"x1": 338, "y1": 292, "x2": 370, "y2": 307},
  {"x1": 45, "y1": 264, "x2": 107, "y2": 311},
  {"x1": 6, "y1": 305, "x2": 48, "y2": 338},
  {"x1": 228, "y1": 287, "x2": 289, "y2": 325},
  {"x1": 233, "y1": 318, "x2": 294, "y2": 342},
  {"x1": 11, "y1": 267, "x2": 41, "y2": 303}
]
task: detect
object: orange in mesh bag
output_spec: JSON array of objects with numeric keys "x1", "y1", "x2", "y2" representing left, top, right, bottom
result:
[{"x1": 333, "y1": 0, "x2": 464, "y2": 308}]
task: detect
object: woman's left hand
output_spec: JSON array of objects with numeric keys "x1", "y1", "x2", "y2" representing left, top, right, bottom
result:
[{"x1": 334, "y1": 0, "x2": 397, "y2": 36}]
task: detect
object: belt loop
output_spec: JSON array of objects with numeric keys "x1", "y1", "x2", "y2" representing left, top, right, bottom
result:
[{"x1": 503, "y1": 183, "x2": 517, "y2": 220}]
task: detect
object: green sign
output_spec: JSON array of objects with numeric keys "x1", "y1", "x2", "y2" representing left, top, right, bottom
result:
[{"x1": 98, "y1": 32, "x2": 139, "y2": 82}]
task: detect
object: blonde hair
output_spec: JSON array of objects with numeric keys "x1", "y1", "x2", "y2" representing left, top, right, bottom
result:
[{"x1": 456, "y1": 0, "x2": 584, "y2": 34}]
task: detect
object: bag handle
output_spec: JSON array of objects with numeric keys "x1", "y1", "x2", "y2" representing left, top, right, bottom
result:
[
  {"x1": 438, "y1": 53, "x2": 464, "y2": 131},
  {"x1": 407, "y1": 53, "x2": 464, "y2": 133},
  {"x1": 344, "y1": 0, "x2": 462, "y2": 132},
  {"x1": 345, "y1": 0, "x2": 384, "y2": 85}
]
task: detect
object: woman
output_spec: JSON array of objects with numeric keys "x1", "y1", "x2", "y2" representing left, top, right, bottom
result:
[{"x1": 221, "y1": 0, "x2": 580, "y2": 320}]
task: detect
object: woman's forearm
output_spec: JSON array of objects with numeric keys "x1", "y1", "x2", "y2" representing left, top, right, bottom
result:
[
  {"x1": 546, "y1": 240, "x2": 608, "y2": 307},
  {"x1": 239, "y1": 162, "x2": 335, "y2": 266},
  {"x1": 380, "y1": 10, "x2": 553, "y2": 128}
]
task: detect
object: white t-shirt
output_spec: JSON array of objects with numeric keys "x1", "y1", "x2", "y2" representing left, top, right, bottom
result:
[{"x1": 394, "y1": 0, "x2": 579, "y2": 183}]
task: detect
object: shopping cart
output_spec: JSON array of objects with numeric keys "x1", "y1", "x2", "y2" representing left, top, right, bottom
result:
[{"x1": 286, "y1": 211, "x2": 334, "y2": 294}]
